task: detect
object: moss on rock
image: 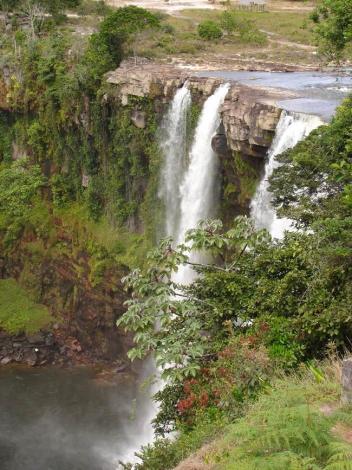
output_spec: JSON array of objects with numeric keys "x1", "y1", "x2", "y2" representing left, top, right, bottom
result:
[{"x1": 0, "y1": 278, "x2": 52, "y2": 334}]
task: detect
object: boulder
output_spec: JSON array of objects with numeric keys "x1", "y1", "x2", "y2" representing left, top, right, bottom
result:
[
  {"x1": 0, "y1": 357, "x2": 12, "y2": 365},
  {"x1": 131, "y1": 110, "x2": 146, "y2": 129},
  {"x1": 23, "y1": 349, "x2": 37, "y2": 367}
]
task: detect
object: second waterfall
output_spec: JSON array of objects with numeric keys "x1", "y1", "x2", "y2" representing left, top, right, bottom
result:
[{"x1": 159, "y1": 83, "x2": 230, "y2": 284}]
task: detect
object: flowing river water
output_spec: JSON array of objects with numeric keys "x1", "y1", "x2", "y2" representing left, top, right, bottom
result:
[{"x1": 1, "y1": 71, "x2": 351, "y2": 469}]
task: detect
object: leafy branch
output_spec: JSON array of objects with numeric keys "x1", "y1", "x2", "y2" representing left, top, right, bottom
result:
[{"x1": 117, "y1": 216, "x2": 269, "y2": 380}]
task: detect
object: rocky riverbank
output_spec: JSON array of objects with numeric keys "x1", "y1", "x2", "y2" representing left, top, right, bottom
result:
[{"x1": 0, "y1": 328, "x2": 131, "y2": 369}]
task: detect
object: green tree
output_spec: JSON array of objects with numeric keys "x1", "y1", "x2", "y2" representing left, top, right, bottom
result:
[
  {"x1": 198, "y1": 20, "x2": 222, "y2": 40},
  {"x1": 117, "y1": 217, "x2": 270, "y2": 380},
  {"x1": 270, "y1": 97, "x2": 352, "y2": 225},
  {"x1": 118, "y1": 98, "x2": 352, "y2": 385},
  {"x1": 82, "y1": 6, "x2": 160, "y2": 90},
  {"x1": 311, "y1": 0, "x2": 352, "y2": 62},
  {"x1": 220, "y1": 9, "x2": 240, "y2": 35},
  {"x1": 0, "y1": 159, "x2": 46, "y2": 244}
]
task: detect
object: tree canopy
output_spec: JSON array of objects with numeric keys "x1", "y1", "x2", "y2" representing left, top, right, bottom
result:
[{"x1": 311, "y1": 0, "x2": 352, "y2": 62}]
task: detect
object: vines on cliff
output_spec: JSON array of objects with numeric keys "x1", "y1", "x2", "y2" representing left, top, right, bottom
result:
[{"x1": 0, "y1": 7, "x2": 164, "y2": 246}]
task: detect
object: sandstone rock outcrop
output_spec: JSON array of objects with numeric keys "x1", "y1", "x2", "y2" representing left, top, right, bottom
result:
[
  {"x1": 106, "y1": 62, "x2": 222, "y2": 104},
  {"x1": 221, "y1": 94, "x2": 282, "y2": 158},
  {"x1": 106, "y1": 61, "x2": 296, "y2": 160}
]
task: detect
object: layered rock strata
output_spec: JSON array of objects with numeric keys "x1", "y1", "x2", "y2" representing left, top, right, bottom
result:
[{"x1": 106, "y1": 61, "x2": 296, "y2": 159}]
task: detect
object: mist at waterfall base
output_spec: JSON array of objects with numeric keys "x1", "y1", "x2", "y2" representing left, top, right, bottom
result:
[
  {"x1": 160, "y1": 83, "x2": 230, "y2": 285},
  {"x1": 0, "y1": 363, "x2": 157, "y2": 470},
  {"x1": 251, "y1": 110, "x2": 324, "y2": 239}
]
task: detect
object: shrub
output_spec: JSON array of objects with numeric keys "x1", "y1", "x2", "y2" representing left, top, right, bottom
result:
[
  {"x1": 0, "y1": 278, "x2": 52, "y2": 334},
  {"x1": 0, "y1": 159, "x2": 49, "y2": 246},
  {"x1": 198, "y1": 20, "x2": 222, "y2": 40},
  {"x1": 220, "y1": 10, "x2": 267, "y2": 44},
  {"x1": 220, "y1": 9, "x2": 241, "y2": 34},
  {"x1": 76, "y1": 0, "x2": 112, "y2": 16},
  {"x1": 82, "y1": 6, "x2": 160, "y2": 90}
]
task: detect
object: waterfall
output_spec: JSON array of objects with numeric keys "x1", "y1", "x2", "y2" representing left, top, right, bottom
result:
[
  {"x1": 250, "y1": 110, "x2": 323, "y2": 239},
  {"x1": 159, "y1": 85, "x2": 192, "y2": 237},
  {"x1": 172, "y1": 83, "x2": 230, "y2": 284},
  {"x1": 159, "y1": 83, "x2": 229, "y2": 283},
  {"x1": 124, "y1": 85, "x2": 193, "y2": 462}
]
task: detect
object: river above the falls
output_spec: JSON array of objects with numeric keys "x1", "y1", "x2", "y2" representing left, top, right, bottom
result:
[
  {"x1": 196, "y1": 70, "x2": 352, "y2": 120},
  {"x1": 0, "y1": 365, "x2": 155, "y2": 470}
]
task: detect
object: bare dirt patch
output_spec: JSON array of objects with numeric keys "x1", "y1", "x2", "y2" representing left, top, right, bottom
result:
[
  {"x1": 173, "y1": 443, "x2": 216, "y2": 470},
  {"x1": 332, "y1": 423, "x2": 352, "y2": 444},
  {"x1": 105, "y1": 0, "x2": 316, "y2": 14}
]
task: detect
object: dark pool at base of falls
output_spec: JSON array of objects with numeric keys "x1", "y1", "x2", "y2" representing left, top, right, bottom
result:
[{"x1": 0, "y1": 365, "x2": 155, "y2": 470}]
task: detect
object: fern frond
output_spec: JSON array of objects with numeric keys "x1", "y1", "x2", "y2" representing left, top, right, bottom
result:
[{"x1": 325, "y1": 441, "x2": 352, "y2": 470}]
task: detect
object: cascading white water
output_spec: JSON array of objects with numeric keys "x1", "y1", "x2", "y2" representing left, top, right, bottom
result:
[
  {"x1": 134, "y1": 83, "x2": 228, "y2": 458},
  {"x1": 121, "y1": 86, "x2": 194, "y2": 463},
  {"x1": 172, "y1": 83, "x2": 230, "y2": 284},
  {"x1": 159, "y1": 85, "x2": 192, "y2": 237},
  {"x1": 250, "y1": 110, "x2": 323, "y2": 239}
]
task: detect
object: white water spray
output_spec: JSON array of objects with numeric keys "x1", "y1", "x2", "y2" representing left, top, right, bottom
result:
[
  {"x1": 173, "y1": 83, "x2": 230, "y2": 284},
  {"x1": 250, "y1": 110, "x2": 323, "y2": 239},
  {"x1": 121, "y1": 86, "x2": 193, "y2": 464},
  {"x1": 133, "y1": 83, "x2": 228, "y2": 460},
  {"x1": 159, "y1": 85, "x2": 192, "y2": 237}
]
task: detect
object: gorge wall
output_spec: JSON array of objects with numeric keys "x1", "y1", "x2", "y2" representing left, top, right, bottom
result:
[
  {"x1": 106, "y1": 62, "x2": 284, "y2": 160},
  {"x1": 106, "y1": 61, "x2": 285, "y2": 218},
  {"x1": 0, "y1": 61, "x2": 293, "y2": 367}
]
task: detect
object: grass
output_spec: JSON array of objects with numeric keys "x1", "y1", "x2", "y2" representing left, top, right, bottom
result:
[
  {"x1": 177, "y1": 8, "x2": 314, "y2": 44},
  {"x1": 205, "y1": 361, "x2": 352, "y2": 469},
  {"x1": 135, "y1": 360, "x2": 352, "y2": 469},
  {"x1": 57, "y1": 203, "x2": 152, "y2": 269},
  {"x1": 0, "y1": 278, "x2": 52, "y2": 334},
  {"x1": 130, "y1": 7, "x2": 319, "y2": 67}
]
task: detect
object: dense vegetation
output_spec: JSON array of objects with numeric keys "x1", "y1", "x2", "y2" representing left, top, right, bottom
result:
[
  {"x1": 118, "y1": 96, "x2": 352, "y2": 467},
  {"x1": 311, "y1": 0, "x2": 352, "y2": 62},
  {"x1": 0, "y1": 0, "x2": 351, "y2": 467},
  {"x1": 0, "y1": 278, "x2": 51, "y2": 333},
  {"x1": 133, "y1": 360, "x2": 352, "y2": 469},
  {"x1": 0, "y1": 2, "x2": 162, "y2": 225},
  {"x1": 0, "y1": 3, "x2": 166, "y2": 336}
]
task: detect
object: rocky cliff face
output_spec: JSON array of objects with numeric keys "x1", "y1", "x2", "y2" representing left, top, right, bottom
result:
[
  {"x1": 0, "y1": 231, "x2": 130, "y2": 367},
  {"x1": 106, "y1": 61, "x2": 292, "y2": 219},
  {"x1": 0, "y1": 61, "x2": 294, "y2": 367},
  {"x1": 106, "y1": 61, "x2": 289, "y2": 160},
  {"x1": 221, "y1": 88, "x2": 282, "y2": 159}
]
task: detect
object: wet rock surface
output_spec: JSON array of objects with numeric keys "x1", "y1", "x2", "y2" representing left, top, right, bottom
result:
[
  {"x1": 0, "y1": 327, "x2": 132, "y2": 369},
  {"x1": 221, "y1": 96, "x2": 282, "y2": 158},
  {"x1": 107, "y1": 60, "x2": 287, "y2": 159},
  {"x1": 0, "y1": 230, "x2": 132, "y2": 369},
  {"x1": 0, "y1": 331, "x2": 57, "y2": 367}
]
